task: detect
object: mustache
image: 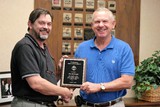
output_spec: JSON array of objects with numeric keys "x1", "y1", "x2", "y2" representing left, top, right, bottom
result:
[{"x1": 40, "y1": 28, "x2": 48, "y2": 32}]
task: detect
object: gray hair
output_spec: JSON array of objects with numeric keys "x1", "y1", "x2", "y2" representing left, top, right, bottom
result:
[{"x1": 92, "y1": 8, "x2": 115, "y2": 21}]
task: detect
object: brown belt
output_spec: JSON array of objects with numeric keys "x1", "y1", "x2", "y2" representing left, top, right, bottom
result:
[{"x1": 82, "y1": 98, "x2": 122, "y2": 107}]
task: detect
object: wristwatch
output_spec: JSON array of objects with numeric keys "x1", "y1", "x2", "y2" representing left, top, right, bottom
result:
[{"x1": 100, "y1": 83, "x2": 106, "y2": 91}]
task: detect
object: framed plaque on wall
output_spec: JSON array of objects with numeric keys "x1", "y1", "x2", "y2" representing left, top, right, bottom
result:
[
  {"x1": 62, "y1": 42, "x2": 71, "y2": 55},
  {"x1": 52, "y1": 0, "x2": 61, "y2": 10},
  {"x1": 63, "y1": 12, "x2": 72, "y2": 24},
  {"x1": 63, "y1": 0, "x2": 72, "y2": 10},
  {"x1": 74, "y1": 27, "x2": 83, "y2": 38},
  {"x1": 86, "y1": 0, "x2": 95, "y2": 11},
  {"x1": 97, "y1": 0, "x2": 106, "y2": 8},
  {"x1": 63, "y1": 27, "x2": 72, "y2": 39},
  {"x1": 74, "y1": 0, "x2": 83, "y2": 11},
  {"x1": 108, "y1": 0, "x2": 116, "y2": 12}
]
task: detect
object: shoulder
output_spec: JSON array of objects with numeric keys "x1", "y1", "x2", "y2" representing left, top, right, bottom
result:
[
  {"x1": 78, "y1": 39, "x2": 93, "y2": 48},
  {"x1": 112, "y1": 37, "x2": 131, "y2": 50},
  {"x1": 12, "y1": 35, "x2": 35, "y2": 55}
]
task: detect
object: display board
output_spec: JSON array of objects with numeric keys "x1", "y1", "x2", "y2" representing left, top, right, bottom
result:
[
  {"x1": 34, "y1": 0, "x2": 140, "y2": 65},
  {"x1": 51, "y1": 0, "x2": 116, "y2": 56}
]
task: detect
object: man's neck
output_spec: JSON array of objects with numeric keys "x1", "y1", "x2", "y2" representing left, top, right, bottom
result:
[{"x1": 95, "y1": 36, "x2": 112, "y2": 51}]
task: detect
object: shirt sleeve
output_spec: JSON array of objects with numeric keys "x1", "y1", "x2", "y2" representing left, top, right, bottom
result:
[
  {"x1": 121, "y1": 44, "x2": 135, "y2": 76},
  {"x1": 16, "y1": 44, "x2": 40, "y2": 78}
]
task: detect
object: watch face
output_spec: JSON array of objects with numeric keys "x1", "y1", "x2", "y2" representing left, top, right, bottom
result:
[
  {"x1": 101, "y1": 85, "x2": 105, "y2": 90},
  {"x1": 100, "y1": 83, "x2": 105, "y2": 91}
]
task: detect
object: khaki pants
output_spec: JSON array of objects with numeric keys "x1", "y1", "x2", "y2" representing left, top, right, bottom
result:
[
  {"x1": 11, "y1": 97, "x2": 56, "y2": 107},
  {"x1": 81, "y1": 101, "x2": 125, "y2": 107}
]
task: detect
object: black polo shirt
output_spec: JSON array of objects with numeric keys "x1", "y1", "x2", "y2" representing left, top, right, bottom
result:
[{"x1": 11, "y1": 33, "x2": 58, "y2": 102}]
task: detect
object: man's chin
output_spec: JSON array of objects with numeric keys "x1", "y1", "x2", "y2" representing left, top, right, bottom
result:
[{"x1": 40, "y1": 35, "x2": 48, "y2": 40}]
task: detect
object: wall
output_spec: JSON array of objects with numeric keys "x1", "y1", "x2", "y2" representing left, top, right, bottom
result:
[
  {"x1": 140, "y1": 0, "x2": 160, "y2": 61},
  {"x1": 0, "y1": 0, "x2": 33, "y2": 71},
  {"x1": 0, "y1": 0, "x2": 160, "y2": 98}
]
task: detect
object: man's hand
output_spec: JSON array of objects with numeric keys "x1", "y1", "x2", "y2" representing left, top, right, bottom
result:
[{"x1": 80, "y1": 82, "x2": 101, "y2": 94}]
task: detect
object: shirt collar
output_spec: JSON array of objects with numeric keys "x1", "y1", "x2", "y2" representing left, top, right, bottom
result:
[
  {"x1": 90, "y1": 36, "x2": 115, "y2": 50},
  {"x1": 25, "y1": 33, "x2": 46, "y2": 50}
]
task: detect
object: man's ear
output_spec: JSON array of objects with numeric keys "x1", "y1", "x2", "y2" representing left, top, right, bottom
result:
[
  {"x1": 112, "y1": 21, "x2": 116, "y2": 29},
  {"x1": 28, "y1": 20, "x2": 32, "y2": 30}
]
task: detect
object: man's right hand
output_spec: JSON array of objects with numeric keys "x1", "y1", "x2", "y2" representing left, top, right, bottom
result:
[{"x1": 61, "y1": 87, "x2": 73, "y2": 103}]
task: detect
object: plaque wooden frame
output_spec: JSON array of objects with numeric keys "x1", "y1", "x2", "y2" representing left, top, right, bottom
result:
[{"x1": 61, "y1": 58, "x2": 86, "y2": 88}]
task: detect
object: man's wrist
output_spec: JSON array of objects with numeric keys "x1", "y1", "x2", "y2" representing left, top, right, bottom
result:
[{"x1": 100, "y1": 83, "x2": 106, "y2": 92}]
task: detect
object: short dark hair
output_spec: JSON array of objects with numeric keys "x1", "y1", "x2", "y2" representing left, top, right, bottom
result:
[{"x1": 27, "y1": 8, "x2": 53, "y2": 31}]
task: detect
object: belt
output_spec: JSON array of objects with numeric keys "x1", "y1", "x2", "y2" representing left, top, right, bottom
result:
[
  {"x1": 75, "y1": 95, "x2": 122, "y2": 107},
  {"x1": 16, "y1": 97, "x2": 56, "y2": 107},
  {"x1": 84, "y1": 98, "x2": 122, "y2": 107}
]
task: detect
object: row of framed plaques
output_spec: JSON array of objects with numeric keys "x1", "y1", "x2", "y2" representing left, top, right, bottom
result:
[
  {"x1": 63, "y1": 12, "x2": 92, "y2": 25},
  {"x1": 62, "y1": 41, "x2": 82, "y2": 55},
  {"x1": 52, "y1": 0, "x2": 116, "y2": 12},
  {"x1": 62, "y1": 28, "x2": 95, "y2": 55},
  {"x1": 63, "y1": 27, "x2": 83, "y2": 39},
  {"x1": 62, "y1": 27, "x2": 95, "y2": 40}
]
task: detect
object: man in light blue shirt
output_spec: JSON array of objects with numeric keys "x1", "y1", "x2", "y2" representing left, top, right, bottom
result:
[{"x1": 74, "y1": 7, "x2": 135, "y2": 107}]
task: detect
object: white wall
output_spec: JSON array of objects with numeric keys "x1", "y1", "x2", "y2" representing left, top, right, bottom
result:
[
  {"x1": 140, "y1": 0, "x2": 160, "y2": 61},
  {"x1": 0, "y1": 0, "x2": 160, "y2": 98},
  {"x1": 0, "y1": 0, "x2": 33, "y2": 71}
]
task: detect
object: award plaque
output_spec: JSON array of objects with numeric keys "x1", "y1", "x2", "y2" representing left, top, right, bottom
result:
[
  {"x1": 74, "y1": 27, "x2": 83, "y2": 38},
  {"x1": 62, "y1": 42, "x2": 71, "y2": 55},
  {"x1": 97, "y1": 0, "x2": 106, "y2": 8},
  {"x1": 74, "y1": 0, "x2": 83, "y2": 11},
  {"x1": 63, "y1": 13, "x2": 72, "y2": 23},
  {"x1": 86, "y1": 13, "x2": 93, "y2": 24},
  {"x1": 108, "y1": 0, "x2": 116, "y2": 11},
  {"x1": 61, "y1": 58, "x2": 86, "y2": 88},
  {"x1": 64, "y1": 0, "x2": 72, "y2": 8},
  {"x1": 84, "y1": 28, "x2": 95, "y2": 40},
  {"x1": 63, "y1": 27, "x2": 72, "y2": 38},
  {"x1": 63, "y1": 0, "x2": 72, "y2": 10},
  {"x1": 52, "y1": 0, "x2": 61, "y2": 10},
  {"x1": 86, "y1": 0, "x2": 95, "y2": 11},
  {"x1": 74, "y1": 13, "x2": 83, "y2": 23}
]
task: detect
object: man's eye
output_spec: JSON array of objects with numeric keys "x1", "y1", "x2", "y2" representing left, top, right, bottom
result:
[
  {"x1": 47, "y1": 23, "x2": 52, "y2": 26},
  {"x1": 94, "y1": 21, "x2": 100, "y2": 24},
  {"x1": 39, "y1": 21, "x2": 45, "y2": 25},
  {"x1": 103, "y1": 20, "x2": 108, "y2": 23}
]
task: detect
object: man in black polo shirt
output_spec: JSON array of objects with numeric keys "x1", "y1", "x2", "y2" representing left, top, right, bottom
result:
[{"x1": 10, "y1": 8, "x2": 73, "y2": 107}]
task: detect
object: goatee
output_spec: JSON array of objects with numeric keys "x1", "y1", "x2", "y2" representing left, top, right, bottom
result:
[{"x1": 40, "y1": 35, "x2": 48, "y2": 41}]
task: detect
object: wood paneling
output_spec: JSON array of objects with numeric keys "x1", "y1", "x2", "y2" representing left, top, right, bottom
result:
[
  {"x1": 34, "y1": 0, "x2": 140, "y2": 65},
  {"x1": 116, "y1": 0, "x2": 140, "y2": 65}
]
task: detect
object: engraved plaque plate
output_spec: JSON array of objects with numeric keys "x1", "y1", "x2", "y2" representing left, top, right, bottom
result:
[
  {"x1": 86, "y1": 13, "x2": 93, "y2": 24},
  {"x1": 62, "y1": 42, "x2": 71, "y2": 54},
  {"x1": 108, "y1": 0, "x2": 116, "y2": 11},
  {"x1": 63, "y1": 27, "x2": 72, "y2": 38},
  {"x1": 64, "y1": 0, "x2": 72, "y2": 8},
  {"x1": 75, "y1": 0, "x2": 83, "y2": 9},
  {"x1": 74, "y1": 13, "x2": 83, "y2": 23},
  {"x1": 61, "y1": 58, "x2": 86, "y2": 88},
  {"x1": 97, "y1": 0, "x2": 106, "y2": 8},
  {"x1": 74, "y1": 27, "x2": 83, "y2": 38},
  {"x1": 86, "y1": 0, "x2": 95, "y2": 10},
  {"x1": 52, "y1": 0, "x2": 61, "y2": 10},
  {"x1": 63, "y1": 13, "x2": 72, "y2": 23}
]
